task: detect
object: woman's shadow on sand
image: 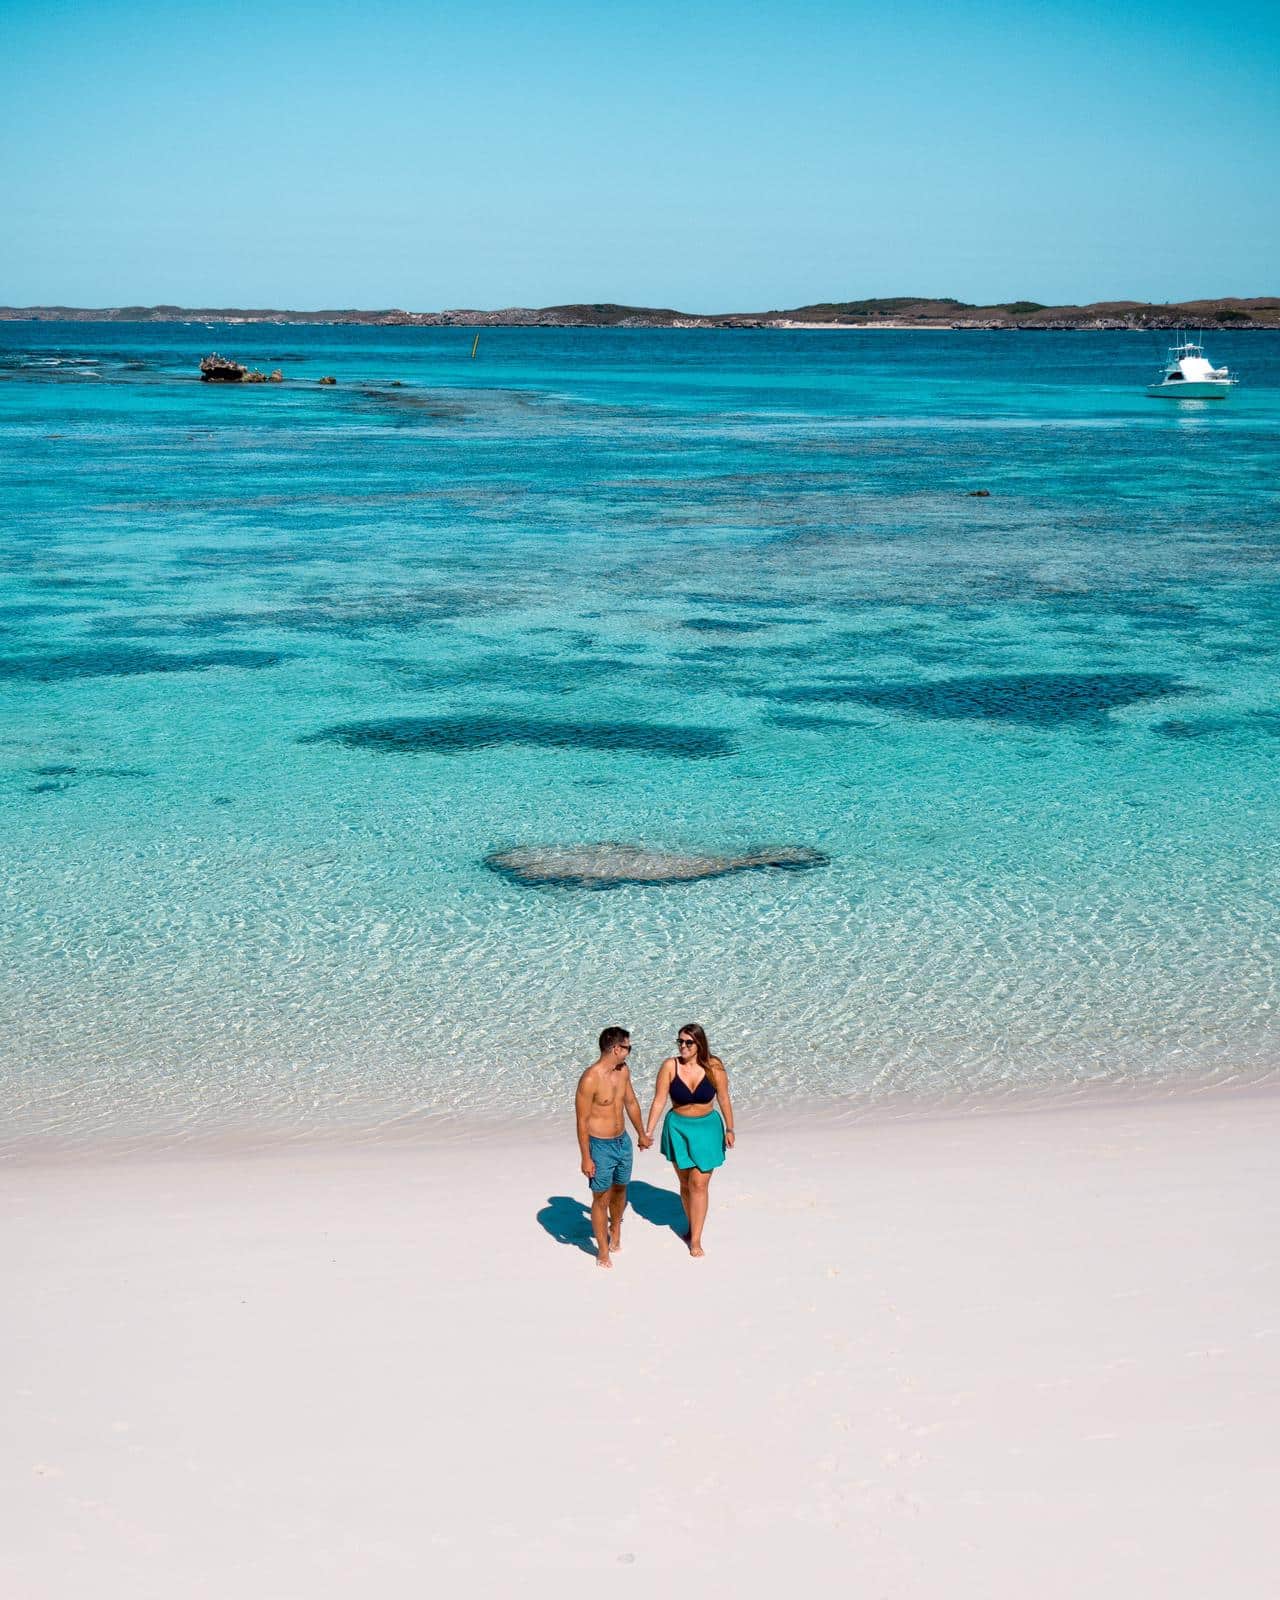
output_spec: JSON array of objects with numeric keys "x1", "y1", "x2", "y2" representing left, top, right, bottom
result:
[{"x1": 536, "y1": 1181, "x2": 686, "y2": 1256}]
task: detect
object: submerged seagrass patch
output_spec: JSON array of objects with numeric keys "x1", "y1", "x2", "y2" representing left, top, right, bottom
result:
[
  {"x1": 769, "y1": 672, "x2": 1191, "y2": 726},
  {"x1": 0, "y1": 646, "x2": 287, "y2": 682},
  {"x1": 300, "y1": 715, "x2": 736, "y2": 759}
]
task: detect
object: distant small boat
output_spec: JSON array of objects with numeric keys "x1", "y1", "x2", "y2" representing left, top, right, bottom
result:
[{"x1": 1147, "y1": 337, "x2": 1236, "y2": 399}]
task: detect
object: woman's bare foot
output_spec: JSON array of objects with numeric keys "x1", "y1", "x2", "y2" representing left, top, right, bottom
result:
[
  {"x1": 596, "y1": 1250, "x2": 612, "y2": 1269},
  {"x1": 688, "y1": 1241, "x2": 705, "y2": 1258}
]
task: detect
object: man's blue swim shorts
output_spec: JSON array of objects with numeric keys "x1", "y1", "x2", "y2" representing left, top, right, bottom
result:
[{"x1": 587, "y1": 1132, "x2": 633, "y2": 1192}]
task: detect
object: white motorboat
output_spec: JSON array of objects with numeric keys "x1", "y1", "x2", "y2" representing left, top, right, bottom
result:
[{"x1": 1146, "y1": 337, "x2": 1236, "y2": 399}]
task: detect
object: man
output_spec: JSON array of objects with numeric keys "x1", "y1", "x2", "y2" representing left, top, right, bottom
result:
[{"x1": 575, "y1": 1026, "x2": 651, "y2": 1269}]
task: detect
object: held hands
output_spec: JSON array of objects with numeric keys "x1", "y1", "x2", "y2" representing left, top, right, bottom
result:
[{"x1": 638, "y1": 1132, "x2": 654, "y2": 1150}]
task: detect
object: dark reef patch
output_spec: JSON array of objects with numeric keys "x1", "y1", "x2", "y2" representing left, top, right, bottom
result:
[
  {"x1": 28, "y1": 763, "x2": 152, "y2": 779},
  {"x1": 669, "y1": 646, "x2": 750, "y2": 663},
  {"x1": 301, "y1": 715, "x2": 735, "y2": 760},
  {"x1": 684, "y1": 592, "x2": 816, "y2": 613},
  {"x1": 765, "y1": 711, "x2": 864, "y2": 731},
  {"x1": 387, "y1": 654, "x2": 635, "y2": 694},
  {"x1": 356, "y1": 387, "x2": 473, "y2": 421},
  {"x1": 485, "y1": 842, "x2": 829, "y2": 890},
  {"x1": 681, "y1": 617, "x2": 772, "y2": 634},
  {"x1": 901, "y1": 643, "x2": 980, "y2": 666},
  {"x1": 0, "y1": 602, "x2": 96, "y2": 622},
  {"x1": 88, "y1": 599, "x2": 467, "y2": 639},
  {"x1": 268, "y1": 600, "x2": 468, "y2": 635},
  {"x1": 86, "y1": 612, "x2": 244, "y2": 639},
  {"x1": 1112, "y1": 600, "x2": 1206, "y2": 626},
  {"x1": 1208, "y1": 641, "x2": 1278, "y2": 663},
  {"x1": 768, "y1": 672, "x2": 1190, "y2": 726},
  {"x1": 1122, "y1": 614, "x2": 1213, "y2": 634},
  {"x1": 0, "y1": 646, "x2": 287, "y2": 682},
  {"x1": 759, "y1": 641, "x2": 827, "y2": 662},
  {"x1": 1155, "y1": 712, "x2": 1280, "y2": 741},
  {"x1": 1152, "y1": 717, "x2": 1235, "y2": 739}
]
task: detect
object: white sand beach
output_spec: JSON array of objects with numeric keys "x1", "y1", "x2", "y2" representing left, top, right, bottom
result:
[{"x1": 5, "y1": 1089, "x2": 1277, "y2": 1595}]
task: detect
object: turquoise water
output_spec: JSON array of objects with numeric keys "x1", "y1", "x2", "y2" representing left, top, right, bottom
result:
[{"x1": 3, "y1": 323, "x2": 1279, "y2": 1146}]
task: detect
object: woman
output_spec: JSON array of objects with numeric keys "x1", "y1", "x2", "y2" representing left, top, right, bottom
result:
[{"x1": 644, "y1": 1023, "x2": 735, "y2": 1257}]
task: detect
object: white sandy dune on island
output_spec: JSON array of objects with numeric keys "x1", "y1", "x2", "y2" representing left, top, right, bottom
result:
[{"x1": 3, "y1": 1089, "x2": 1277, "y2": 1595}]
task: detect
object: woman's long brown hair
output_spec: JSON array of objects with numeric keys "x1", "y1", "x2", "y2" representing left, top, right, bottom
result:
[{"x1": 679, "y1": 1023, "x2": 714, "y2": 1071}]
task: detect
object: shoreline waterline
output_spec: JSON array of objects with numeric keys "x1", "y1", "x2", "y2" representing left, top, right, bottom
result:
[{"x1": 7, "y1": 1069, "x2": 1278, "y2": 1169}]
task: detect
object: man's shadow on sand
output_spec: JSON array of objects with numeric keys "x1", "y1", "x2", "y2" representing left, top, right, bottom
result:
[{"x1": 536, "y1": 1181, "x2": 687, "y2": 1256}]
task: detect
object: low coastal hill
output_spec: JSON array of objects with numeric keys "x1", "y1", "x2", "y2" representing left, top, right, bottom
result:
[{"x1": 3, "y1": 295, "x2": 1278, "y2": 329}]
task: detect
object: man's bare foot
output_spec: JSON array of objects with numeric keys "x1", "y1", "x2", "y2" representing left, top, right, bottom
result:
[
  {"x1": 688, "y1": 1242, "x2": 705, "y2": 1258},
  {"x1": 596, "y1": 1250, "x2": 612, "y2": 1269},
  {"x1": 608, "y1": 1231, "x2": 623, "y2": 1252}
]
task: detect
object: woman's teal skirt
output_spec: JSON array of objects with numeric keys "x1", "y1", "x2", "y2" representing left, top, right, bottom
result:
[{"x1": 661, "y1": 1108, "x2": 726, "y2": 1172}]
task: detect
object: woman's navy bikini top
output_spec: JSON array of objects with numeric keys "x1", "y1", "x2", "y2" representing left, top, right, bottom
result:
[{"x1": 669, "y1": 1066, "x2": 717, "y2": 1107}]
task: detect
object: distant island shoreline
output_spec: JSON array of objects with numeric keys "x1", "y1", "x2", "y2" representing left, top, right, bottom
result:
[{"x1": 3, "y1": 296, "x2": 1278, "y2": 330}]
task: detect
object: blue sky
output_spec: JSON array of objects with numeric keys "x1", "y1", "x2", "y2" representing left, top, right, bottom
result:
[{"x1": 2, "y1": 0, "x2": 1277, "y2": 308}]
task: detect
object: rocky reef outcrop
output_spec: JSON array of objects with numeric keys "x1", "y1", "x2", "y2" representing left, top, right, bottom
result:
[
  {"x1": 485, "y1": 842, "x2": 829, "y2": 889},
  {"x1": 200, "y1": 354, "x2": 245, "y2": 381},
  {"x1": 199, "y1": 354, "x2": 284, "y2": 383}
]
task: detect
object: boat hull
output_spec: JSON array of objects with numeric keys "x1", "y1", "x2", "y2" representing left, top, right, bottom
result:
[{"x1": 1146, "y1": 382, "x2": 1232, "y2": 399}]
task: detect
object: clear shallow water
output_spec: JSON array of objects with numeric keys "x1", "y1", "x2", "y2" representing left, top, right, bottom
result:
[{"x1": 2, "y1": 323, "x2": 1278, "y2": 1147}]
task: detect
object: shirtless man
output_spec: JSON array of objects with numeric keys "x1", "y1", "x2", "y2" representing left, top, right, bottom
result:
[{"x1": 575, "y1": 1027, "x2": 651, "y2": 1269}]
